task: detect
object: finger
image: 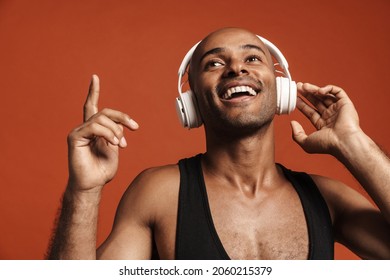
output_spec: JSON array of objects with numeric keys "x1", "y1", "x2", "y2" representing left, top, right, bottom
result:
[
  {"x1": 84, "y1": 75, "x2": 100, "y2": 122},
  {"x1": 299, "y1": 82, "x2": 338, "y2": 108},
  {"x1": 301, "y1": 82, "x2": 344, "y2": 97},
  {"x1": 90, "y1": 114, "x2": 126, "y2": 145},
  {"x1": 73, "y1": 122, "x2": 122, "y2": 147},
  {"x1": 315, "y1": 85, "x2": 345, "y2": 107},
  {"x1": 290, "y1": 120, "x2": 308, "y2": 147},
  {"x1": 99, "y1": 108, "x2": 139, "y2": 131},
  {"x1": 296, "y1": 97, "x2": 322, "y2": 129},
  {"x1": 318, "y1": 84, "x2": 350, "y2": 101},
  {"x1": 299, "y1": 82, "x2": 320, "y2": 93},
  {"x1": 300, "y1": 91, "x2": 328, "y2": 114}
]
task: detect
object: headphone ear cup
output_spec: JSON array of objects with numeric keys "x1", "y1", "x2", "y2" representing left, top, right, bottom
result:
[
  {"x1": 276, "y1": 77, "x2": 297, "y2": 115},
  {"x1": 175, "y1": 90, "x2": 203, "y2": 129}
]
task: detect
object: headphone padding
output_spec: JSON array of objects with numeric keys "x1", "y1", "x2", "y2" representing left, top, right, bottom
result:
[
  {"x1": 175, "y1": 90, "x2": 203, "y2": 128},
  {"x1": 276, "y1": 77, "x2": 297, "y2": 114}
]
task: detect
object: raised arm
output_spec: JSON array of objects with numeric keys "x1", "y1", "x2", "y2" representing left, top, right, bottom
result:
[
  {"x1": 47, "y1": 75, "x2": 139, "y2": 259},
  {"x1": 290, "y1": 82, "x2": 390, "y2": 258}
]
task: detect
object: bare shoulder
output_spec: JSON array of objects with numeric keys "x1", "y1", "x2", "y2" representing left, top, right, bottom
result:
[
  {"x1": 117, "y1": 163, "x2": 180, "y2": 223},
  {"x1": 129, "y1": 164, "x2": 180, "y2": 193}
]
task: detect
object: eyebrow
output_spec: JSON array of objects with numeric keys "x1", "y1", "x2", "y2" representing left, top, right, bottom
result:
[
  {"x1": 199, "y1": 44, "x2": 266, "y2": 63},
  {"x1": 242, "y1": 44, "x2": 266, "y2": 54}
]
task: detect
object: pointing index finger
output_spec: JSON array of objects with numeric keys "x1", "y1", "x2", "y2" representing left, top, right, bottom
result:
[{"x1": 84, "y1": 74, "x2": 100, "y2": 122}]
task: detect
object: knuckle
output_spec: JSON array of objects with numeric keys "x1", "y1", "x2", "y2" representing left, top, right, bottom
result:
[
  {"x1": 89, "y1": 122, "x2": 100, "y2": 131},
  {"x1": 68, "y1": 124, "x2": 82, "y2": 137},
  {"x1": 67, "y1": 131, "x2": 75, "y2": 143},
  {"x1": 113, "y1": 125, "x2": 123, "y2": 137},
  {"x1": 100, "y1": 108, "x2": 110, "y2": 114},
  {"x1": 67, "y1": 127, "x2": 80, "y2": 144},
  {"x1": 93, "y1": 113, "x2": 105, "y2": 122}
]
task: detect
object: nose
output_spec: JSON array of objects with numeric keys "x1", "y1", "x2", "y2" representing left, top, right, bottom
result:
[{"x1": 223, "y1": 59, "x2": 249, "y2": 78}]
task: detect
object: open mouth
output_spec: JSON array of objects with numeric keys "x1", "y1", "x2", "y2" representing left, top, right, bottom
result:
[{"x1": 221, "y1": 85, "x2": 259, "y2": 100}]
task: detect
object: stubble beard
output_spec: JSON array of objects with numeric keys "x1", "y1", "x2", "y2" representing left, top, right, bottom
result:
[{"x1": 205, "y1": 89, "x2": 277, "y2": 138}]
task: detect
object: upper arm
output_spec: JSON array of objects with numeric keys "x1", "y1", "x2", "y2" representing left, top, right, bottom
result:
[
  {"x1": 96, "y1": 165, "x2": 178, "y2": 259},
  {"x1": 312, "y1": 175, "x2": 390, "y2": 259}
]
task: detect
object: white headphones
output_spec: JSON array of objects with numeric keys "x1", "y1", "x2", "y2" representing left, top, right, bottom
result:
[{"x1": 175, "y1": 35, "x2": 297, "y2": 129}]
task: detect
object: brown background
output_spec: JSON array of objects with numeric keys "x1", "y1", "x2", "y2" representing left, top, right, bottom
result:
[{"x1": 0, "y1": 0, "x2": 389, "y2": 260}]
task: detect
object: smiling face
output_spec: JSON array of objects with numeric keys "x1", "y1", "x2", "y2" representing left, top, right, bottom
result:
[{"x1": 189, "y1": 28, "x2": 277, "y2": 135}]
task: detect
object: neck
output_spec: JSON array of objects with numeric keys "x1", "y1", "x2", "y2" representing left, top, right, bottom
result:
[{"x1": 202, "y1": 121, "x2": 280, "y2": 194}]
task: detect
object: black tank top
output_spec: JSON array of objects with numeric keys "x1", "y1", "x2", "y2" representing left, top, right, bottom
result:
[{"x1": 175, "y1": 154, "x2": 334, "y2": 260}]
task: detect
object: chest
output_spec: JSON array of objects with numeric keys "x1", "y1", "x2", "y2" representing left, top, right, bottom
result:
[
  {"x1": 154, "y1": 180, "x2": 309, "y2": 260},
  {"x1": 206, "y1": 185, "x2": 309, "y2": 259}
]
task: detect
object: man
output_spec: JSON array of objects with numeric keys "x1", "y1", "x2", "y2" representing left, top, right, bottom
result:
[{"x1": 47, "y1": 27, "x2": 390, "y2": 260}]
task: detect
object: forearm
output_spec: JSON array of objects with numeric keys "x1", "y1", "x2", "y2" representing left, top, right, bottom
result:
[
  {"x1": 336, "y1": 130, "x2": 390, "y2": 222},
  {"x1": 46, "y1": 183, "x2": 102, "y2": 259}
]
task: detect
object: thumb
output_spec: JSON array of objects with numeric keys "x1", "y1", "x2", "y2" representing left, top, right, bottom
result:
[{"x1": 290, "y1": 120, "x2": 307, "y2": 147}]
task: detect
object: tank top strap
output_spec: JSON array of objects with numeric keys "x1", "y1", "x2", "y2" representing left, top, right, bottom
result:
[
  {"x1": 278, "y1": 164, "x2": 334, "y2": 259},
  {"x1": 175, "y1": 154, "x2": 229, "y2": 260}
]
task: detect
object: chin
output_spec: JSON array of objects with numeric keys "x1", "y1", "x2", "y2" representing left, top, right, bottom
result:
[{"x1": 211, "y1": 112, "x2": 274, "y2": 137}]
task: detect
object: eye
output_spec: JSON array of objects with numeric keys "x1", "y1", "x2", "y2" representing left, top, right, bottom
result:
[
  {"x1": 246, "y1": 55, "x2": 262, "y2": 63},
  {"x1": 210, "y1": 61, "x2": 223, "y2": 67},
  {"x1": 205, "y1": 60, "x2": 224, "y2": 70}
]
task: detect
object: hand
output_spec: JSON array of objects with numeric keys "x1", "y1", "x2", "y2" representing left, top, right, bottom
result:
[
  {"x1": 67, "y1": 75, "x2": 139, "y2": 192},
  {"x1": 291, "y1": 82, "x2": 361, "y2": 156}
]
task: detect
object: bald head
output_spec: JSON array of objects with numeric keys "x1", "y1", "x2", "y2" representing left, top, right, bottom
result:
[
  {"x1": 188, "y1": 27, "x2": 274, "y2": 88},
  {"x1": 194, "y1": 28, "x2": 272, "y2": 62}
]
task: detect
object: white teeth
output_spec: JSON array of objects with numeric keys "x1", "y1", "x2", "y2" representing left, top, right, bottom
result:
[{"x1": 223, "y1": 86, "x2": 257, "y2": 99}]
